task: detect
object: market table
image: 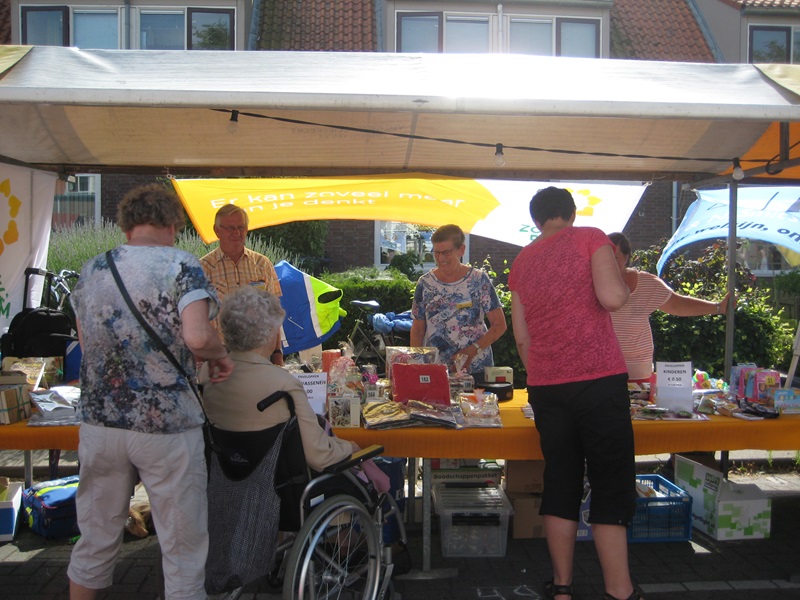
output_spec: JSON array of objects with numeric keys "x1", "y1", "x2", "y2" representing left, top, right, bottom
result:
[
  {"x1": 333, "y1": 390, "x2": 800, "y2": 457},
  {"x1": 2, "y1": 392, "x2": 799, "y2": 574},
  {"x1": 333, "y1": 390, "x2": 800, "y2": 575},
  {"x1": 0, "y1": 420, "x2": 78, "y2": 487}
]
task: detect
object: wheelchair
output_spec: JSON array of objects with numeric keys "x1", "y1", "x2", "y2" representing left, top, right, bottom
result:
[{"x1": 205, "y1": 390, "x2": 408, "y2": 600}]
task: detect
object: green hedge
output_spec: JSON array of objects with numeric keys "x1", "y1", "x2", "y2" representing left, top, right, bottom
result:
[
  {"x1": 642, "y1": 240, "x2": 793, "y2": 377},
  {"x1": 321, "y1": 267, "x2": 416, "y2": 349}
]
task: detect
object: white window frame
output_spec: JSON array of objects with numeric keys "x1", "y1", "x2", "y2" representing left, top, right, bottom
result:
[
  {"x1": 17, "y1": 3, "x2": 237, "y2": 49},
  {"x1": 748, "y1": 24, "x2": 800, "y2": 63},
  {"x1": 396, "y1": 10, "x2": 601, "y2": 57}
]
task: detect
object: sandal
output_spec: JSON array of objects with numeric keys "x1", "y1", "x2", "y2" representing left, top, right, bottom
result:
[
  {"x1": 603, "y1": 591, "x2": 642, "y2": 600},
  {"x1": 544, "y1": 580, "x2": 574, "y2": 599}
]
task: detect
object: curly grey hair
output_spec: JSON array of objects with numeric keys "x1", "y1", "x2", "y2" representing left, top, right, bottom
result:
[{"x1": 219, "y1": 287, "x2": 285, "y2": 352}]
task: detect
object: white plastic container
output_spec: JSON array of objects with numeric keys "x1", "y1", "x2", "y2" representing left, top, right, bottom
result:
[{"x1": 433, "y1": 483, "x2": 513, "y2": 557}]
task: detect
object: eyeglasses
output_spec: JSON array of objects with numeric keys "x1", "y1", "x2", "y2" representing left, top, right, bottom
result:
[
  {"x1": 433, "y1": 248, "x2": 457, "y2": 258},
  {"x1": 217, "y1": 225, "x2": 247, "y2": 234}
]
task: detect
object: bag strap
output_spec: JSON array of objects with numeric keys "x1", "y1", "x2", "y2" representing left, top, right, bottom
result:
[{"x1": 105, "y1": 250, "x2": 210, "y2": 422}]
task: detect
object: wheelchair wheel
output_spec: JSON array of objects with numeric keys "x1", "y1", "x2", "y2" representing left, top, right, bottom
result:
[{"x1": 283, "y1": 495, "x2": 381, "y2": 600}]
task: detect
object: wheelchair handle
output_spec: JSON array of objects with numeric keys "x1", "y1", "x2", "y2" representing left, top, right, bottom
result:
[{"x1": 256, "y1": 390, "x2": 296, "y2": 416}]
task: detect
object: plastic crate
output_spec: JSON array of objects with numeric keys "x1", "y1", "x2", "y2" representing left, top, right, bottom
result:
[
  {"x1": 629, "y1": 474, "x2": 692, "y2": 543},
  {"x1": 433, "y1": 483, "x2": 513, "y2": 557}
]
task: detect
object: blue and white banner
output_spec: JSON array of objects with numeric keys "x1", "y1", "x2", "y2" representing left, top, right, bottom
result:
[{"x1": 657, "y1": 187, "x2": 800, "y2": 274}]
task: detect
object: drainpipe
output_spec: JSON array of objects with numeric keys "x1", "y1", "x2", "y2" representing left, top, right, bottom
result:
[
  {"x1": 124, "y1": 0, "x2": 131, "y2": 49},
  {"x1": 497, "y1": 4, "x2": 504, "y2": 51}
]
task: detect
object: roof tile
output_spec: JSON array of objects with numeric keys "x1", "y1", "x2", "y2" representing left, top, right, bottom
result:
[
  {"x1": 611, "y1": 0, "x2": 716, "y2": 62},
  {"x1": 0, "y1": 0, "x2": 11, "y2": 44},
  {"x1": 259, "y1": 0, "x2": 376, "y2": 51},
  {"x1": 725, "y1": 0, "x2": 800, "y2": 8}
]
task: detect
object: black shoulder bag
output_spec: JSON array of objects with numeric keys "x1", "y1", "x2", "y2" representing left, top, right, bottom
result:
[{"x1": 104, "y1": 250, "x2": 220, "y2": 454}]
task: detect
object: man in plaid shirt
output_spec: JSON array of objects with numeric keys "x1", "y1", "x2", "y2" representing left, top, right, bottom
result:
[{"x1": 200, "y1": 204, "x2": 284, "y2": 365}]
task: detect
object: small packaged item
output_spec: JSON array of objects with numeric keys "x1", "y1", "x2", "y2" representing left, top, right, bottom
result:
[
  {"x1": 361, "y1": 400, "x2": 411, "y2": 429},
  {"x1": 392, "y1": 363, "x2": 450, "y2": 405},
  {"x1": 385, "y1": 346, "x2": 439, "y2": 379}
]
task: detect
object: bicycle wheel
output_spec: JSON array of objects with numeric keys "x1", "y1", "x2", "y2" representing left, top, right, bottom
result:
[{"x1": 283, "y1": 495, "x2": 381, "y2": 600}]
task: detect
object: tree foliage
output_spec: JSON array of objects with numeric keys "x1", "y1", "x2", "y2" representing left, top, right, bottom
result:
[{"x1": 637, "y1": 239, "x2": 792, "y2": 376}]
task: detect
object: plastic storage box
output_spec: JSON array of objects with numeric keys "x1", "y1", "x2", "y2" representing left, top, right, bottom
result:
[
  {"x1": 433, "y1": 482, "x2": 513, "y2": 557},
  {"x1": 0, "y1": 482, "x2": 23, "y2": 542},
  {"x1": 629, "y1": 474, "x2": 692, "y2": 543}
]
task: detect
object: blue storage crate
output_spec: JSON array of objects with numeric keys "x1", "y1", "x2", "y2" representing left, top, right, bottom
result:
[{"x1": 628, "y1": 474, "x2": 692, "y2": 543}]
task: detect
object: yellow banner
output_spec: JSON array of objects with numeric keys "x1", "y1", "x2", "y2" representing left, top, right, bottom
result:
[{"x1": 173, "y1": 173, "x2": 501, "y2": 243}]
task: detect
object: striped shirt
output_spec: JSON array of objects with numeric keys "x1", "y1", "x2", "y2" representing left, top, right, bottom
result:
[{"x1": 609, "y1": 271, "x2": 673, "y2": 381}]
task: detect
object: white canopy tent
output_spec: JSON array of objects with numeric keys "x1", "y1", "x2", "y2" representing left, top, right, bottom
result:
[
  {"x1": 3, "y1": 45, "x2": 800, "y2": 376},
  {"x1": 1, "y1": 46, "x2": 800, "y2": 182}
]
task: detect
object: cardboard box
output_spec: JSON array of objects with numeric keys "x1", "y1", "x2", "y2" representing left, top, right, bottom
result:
[
  {"x1": 576, "y1": 482, "x2": 594, "y2": 541},
  {"x1": 674, "y1": 454, "x2": 771, "y2": 540},
  {"x1": 508, "y1": 492, "x2": 544, "y2": 539},
  {"x1": 768, "y1": 388, "x2": 800, "y2": 414},
  {"x1": 504, "y1": 460, "x2": 545, "y2": 494},
  {"x1": 0, "y1": 482, "x2": 23, "y2": 542},
  {"x1": 0, "y1": 384, "x2": 32, "y2": 425},
  {"x1": 484, "y1": 366, "x2": 513, "y2": 383}
]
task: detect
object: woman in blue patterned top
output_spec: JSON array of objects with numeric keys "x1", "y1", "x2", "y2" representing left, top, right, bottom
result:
[
  {"x1": 67, "y1": 184, "x2": 233, "y2": 600},
  {"x1": 410, "y1": 224, "x2": 507, "y2": 378}
]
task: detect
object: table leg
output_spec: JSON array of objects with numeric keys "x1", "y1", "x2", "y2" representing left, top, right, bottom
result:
[
  {"x1": 395, "y1": 457, "x2": 458, "y2": 580},
  {"x1": 407, "y1": 457, "x2": 416, "y2": 524},
  {"x1": 422, "y1": 457, "x2": 431, "y2": 571},
  {"x1": 24, "y1": 450, "x2": 33, "y2": 488}
]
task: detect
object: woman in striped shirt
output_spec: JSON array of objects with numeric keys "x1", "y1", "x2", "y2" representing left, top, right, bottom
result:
[{"x1": 608, "y1": 232, "x2": 731, "y2": 382}]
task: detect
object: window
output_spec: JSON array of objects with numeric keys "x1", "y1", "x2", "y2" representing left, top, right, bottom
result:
[
  {"x1": 19, "y1": 5, "x2": 235, "y2": 49},
  {"x1": 21, "y1": 6, "x2": 69, "y2": 45},
  {"x1": 189, "y1": 9, "x2": 234, "y2": 50},
  {"x1": 509, "y1": 19, "x2": 551, "y2": 55},
  {"x1": 397, "y1": 11, "x2": 600, "y2": 57},
  {"x1": 748, "y1": 25, "x2": 800, "y2": 63},
  {"x1": 376, "y1": 222, "x2": 469, "y2": 269},
  {"x1": 446, "y1": 16, "x2": 490, "y2": 53},
  {"x1": 398, "y1": 13, "x2": 441, "y2": 52},
  {"x1": 556, "y1": 18, "x2": 599, "y2": 58},
  {"x1": 74, "y1": 11, "x2": 119, "y2": 49},
  {"x1": 52, "y1": 174, "x2": 100, "y2": 228},
  {"x1": 140, "y1": 11, "x2": 184, "y2": 49}
]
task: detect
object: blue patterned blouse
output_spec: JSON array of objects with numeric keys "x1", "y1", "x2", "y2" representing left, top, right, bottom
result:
[{"x1": 411, "y1": 267, "x2": 501, "y2": 374}]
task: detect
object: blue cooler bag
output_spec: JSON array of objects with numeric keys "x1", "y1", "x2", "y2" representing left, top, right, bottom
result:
[{"x1": 22, "y1": 475, "x2": 80, "y2": 539}]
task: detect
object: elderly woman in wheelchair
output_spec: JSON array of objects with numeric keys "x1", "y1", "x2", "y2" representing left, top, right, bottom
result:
[{"x1": 199, "y1": 287, "x2": 406, "y2": 600}]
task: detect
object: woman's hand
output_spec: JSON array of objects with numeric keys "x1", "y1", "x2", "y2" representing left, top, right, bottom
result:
[{"x1": 207, "y1": 354, "x2": 234, "y2": 383}]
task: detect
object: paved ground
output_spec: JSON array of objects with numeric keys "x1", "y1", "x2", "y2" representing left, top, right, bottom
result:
[{"x1": 1, "y1": 450, "x2": 799, "y2": 599}]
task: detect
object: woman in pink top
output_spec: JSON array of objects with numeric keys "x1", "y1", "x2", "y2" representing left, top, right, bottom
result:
[
  {"x1": 608, "y1": 232, "x2": 731, "y2": 382},
  {"x1": 509, "y1": 187, "x2": 641, "y2": 600}
]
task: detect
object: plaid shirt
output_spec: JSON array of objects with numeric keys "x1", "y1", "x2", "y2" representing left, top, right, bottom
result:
[{"x1": 200, "y1": 247, "x2": 282, "y2": 333}]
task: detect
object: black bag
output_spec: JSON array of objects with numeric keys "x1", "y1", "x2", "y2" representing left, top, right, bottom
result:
[{"x1": 0, "y1": 307, "x2": 75, "y2": 359}]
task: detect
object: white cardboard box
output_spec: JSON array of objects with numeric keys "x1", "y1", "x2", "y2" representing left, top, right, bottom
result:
[
  {"x1": 0, "y1": 482, "x2": 23, "y2": 542},
  {"x1": 674, "y1": 454, "x2": 771, "y2": 540}
]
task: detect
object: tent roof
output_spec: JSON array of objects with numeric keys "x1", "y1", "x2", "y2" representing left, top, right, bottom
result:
[{"x1": 2, "y1": 45, "x2": 800, "y2": 181}]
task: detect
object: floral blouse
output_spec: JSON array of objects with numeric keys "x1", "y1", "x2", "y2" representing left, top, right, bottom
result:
[
  {"x1": 411, "y1": 267, "x2": 501, "y2": 374},
  {"x1": 71, "y1": 245, "x2": 219, "y2": 434}
]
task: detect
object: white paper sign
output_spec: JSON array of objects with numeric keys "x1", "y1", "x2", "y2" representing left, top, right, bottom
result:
[
  {"x1": 655, "y1": 361, "x2": 693, "y2": 412},
  {"x1": 294, "y1": 372, "x2": 328, "y2": 416},
  {"x1": 656, "y1": 362, "x2": 692, "y2": 388}
]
